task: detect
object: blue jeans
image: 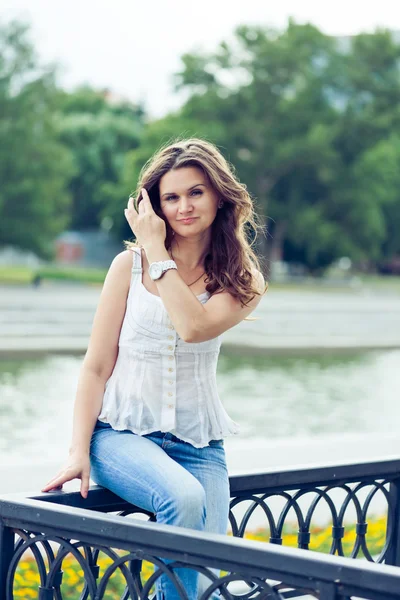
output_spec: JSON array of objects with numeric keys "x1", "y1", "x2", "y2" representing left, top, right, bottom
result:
[{"x1": 89, "y1": 421, "x2": 230, "y2": 600}]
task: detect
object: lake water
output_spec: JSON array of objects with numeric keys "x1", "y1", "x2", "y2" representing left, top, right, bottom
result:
[{"x1": 1, "y1": 348, "x2": 399, "y2": 466}]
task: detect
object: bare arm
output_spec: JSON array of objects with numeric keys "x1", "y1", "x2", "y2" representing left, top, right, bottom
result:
[
  {"x1": 146, "y1": 242, "x2": 266, "y2": 343},
  {"x1": 68, "y1": 250, "x2": 132, "y2": 454},
  {"x1": 41, "y1": 250, "x2": 132, "y2": 496},
  {"x1": 128, "y1": 190, "x2": 266, "y2": 343}
]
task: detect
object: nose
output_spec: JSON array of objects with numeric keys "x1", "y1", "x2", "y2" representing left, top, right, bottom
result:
[{"x1": 178, "y1": 195, "x2": 194, "y2": 213}]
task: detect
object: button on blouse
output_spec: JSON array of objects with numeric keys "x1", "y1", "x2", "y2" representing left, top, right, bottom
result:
[{"x1": 97, "y1": 246, "x2": 240, "y2": 447}]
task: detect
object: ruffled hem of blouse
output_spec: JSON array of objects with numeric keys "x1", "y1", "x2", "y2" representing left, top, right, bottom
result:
[{"x1": 96, "y1": 415, "x2": 241, "y2": 449}]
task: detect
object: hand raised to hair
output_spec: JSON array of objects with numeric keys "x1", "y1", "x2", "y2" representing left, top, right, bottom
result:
[{"x1": 124, "y1": 188, "x2": 166, "y2": 250}]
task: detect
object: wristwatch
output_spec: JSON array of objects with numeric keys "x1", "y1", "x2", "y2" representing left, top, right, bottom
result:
[{"x1": 148, "y1": 260, "x2": 178, "y2": 281}]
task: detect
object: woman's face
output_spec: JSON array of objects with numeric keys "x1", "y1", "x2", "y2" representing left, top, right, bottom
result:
[{"x1": 158, "y1": 166, "x2": 220, "y2": 238}]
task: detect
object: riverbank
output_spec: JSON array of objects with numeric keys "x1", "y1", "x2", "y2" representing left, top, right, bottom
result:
[{"x1": 1, "y1": 283, "x2": 399, "y2": 355}]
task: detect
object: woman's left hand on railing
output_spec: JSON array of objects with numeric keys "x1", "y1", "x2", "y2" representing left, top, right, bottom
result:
[{"x1": 41, "y1": 451, "x2": 91, "y2": 499}]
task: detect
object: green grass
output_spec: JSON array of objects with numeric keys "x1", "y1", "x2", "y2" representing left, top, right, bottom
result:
[
  {"x1": 0, "y1": 265, "x2": 107, "y2": 285},
  {"x1": 357, "y1": 273, "x2": 400, "y2": 289},
  {"x1": 0, "y1": 265, "x2": 399, "y2": 292},
  {"x1": 0, "y1": 266, "x2": 33, "y2": 284},
  {"x1": 36, "y1": 265, "x2": 107, "y2": 284},
  {"x1": 269, "y1": 274, "x2": 400, "y2": 294}
]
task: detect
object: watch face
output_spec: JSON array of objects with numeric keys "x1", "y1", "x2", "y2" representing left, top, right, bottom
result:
[{"x1": 149, "y1": 263, "x2": 163, "y2": 280}]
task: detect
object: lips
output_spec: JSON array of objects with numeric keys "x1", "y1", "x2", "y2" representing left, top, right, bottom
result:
[{"x1": 179, "y1": 217, "x2": 197, "y2": 223}]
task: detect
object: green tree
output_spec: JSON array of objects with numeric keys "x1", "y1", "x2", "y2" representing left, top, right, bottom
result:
[
  {"x1": 0, "y1": 20, "x2": 74, "y2": 257},
  {"x1": 173, "y1": 20, "x2": 400, "y2": 272},
  {"x1": 174, "y1": 20, "x2": 342, "y2": 270},
  {"x1": 331, "y1": 29, "x2": 400, "y2": 267},
  {"x1": 55, "y1": 86, "x2": 146, "y2": 231},
  {"x1": 82, "y1": 20, "x2": 400, "y2": 273}
]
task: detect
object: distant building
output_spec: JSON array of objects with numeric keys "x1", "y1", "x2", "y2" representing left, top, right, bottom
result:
[{"x1": 55, "y1": 230, "x2": 124, "y2": 268}]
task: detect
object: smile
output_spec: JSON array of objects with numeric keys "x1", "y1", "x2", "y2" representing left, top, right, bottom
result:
[{"x1": 179, "y1": 218, "x2": 197, "y2": 224}]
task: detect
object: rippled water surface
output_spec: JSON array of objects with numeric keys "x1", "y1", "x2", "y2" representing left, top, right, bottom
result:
[{"x1": 1, "y1": 349, "x2": 399, "y2": 464}]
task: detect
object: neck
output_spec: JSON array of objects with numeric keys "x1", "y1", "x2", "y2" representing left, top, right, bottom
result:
[{"x1": 170, "y1": 236, "x2": 210, "y2": 270}]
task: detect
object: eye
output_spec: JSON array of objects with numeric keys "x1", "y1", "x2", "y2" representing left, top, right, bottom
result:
[{"x1": 164, "y1": 190, "x2": 202, "y2": 201}]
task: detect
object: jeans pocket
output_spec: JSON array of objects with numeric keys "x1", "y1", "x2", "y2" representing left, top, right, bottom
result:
[{"x1": 208, "y1": 439, "x2": 224, "y2": 448}]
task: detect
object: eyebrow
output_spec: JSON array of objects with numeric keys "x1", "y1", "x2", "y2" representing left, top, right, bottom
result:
[{"x1": 161, "y1": 183, "x2": 206, "y2": 198}]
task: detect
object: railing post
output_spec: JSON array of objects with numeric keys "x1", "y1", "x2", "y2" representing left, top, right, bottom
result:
[
  {"x1": 385, "y1": 478, "x2": 400, "y2": 566},
  {"x1": 0, "y1": 522, "x2": 15, "y2": 599},
  {"x1": 316, "y1": 581, "x2": 338, "y2": 599}
]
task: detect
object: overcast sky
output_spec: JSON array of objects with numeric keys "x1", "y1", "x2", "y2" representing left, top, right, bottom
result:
[{"x1": 2, "y1": 0, "x2": 400, "y2": 118}]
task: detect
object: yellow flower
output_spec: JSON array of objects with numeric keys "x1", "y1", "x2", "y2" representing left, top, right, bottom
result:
[
  {"x1": 13, "y1": 572, "x2": 25, "y2": 584},
  {"x1": 13, "y1": 589, "x2": 37, "y2": 599},
  {"x1": 21, "y1": 570, "x2": 40, "y2": 583}
]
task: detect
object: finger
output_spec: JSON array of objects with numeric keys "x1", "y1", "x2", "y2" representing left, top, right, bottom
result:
[
  {"x1": 124, "y1": 198, "x2": 138, "y2": 224},
  {"x1": 127, "y1": 196, "x2": 137, "y2": 212},
  {"x1": 134, "y1": 192, "x2": 141, "y2": 212},
  {"x1": 41, "y1": 471, "x2": 63, "y2": 488},
  {"x1": 41, "y1": 479, "x2": 62, "y2": 492},
  {"x1": 41, "y1": 482, "x2": 63, "y2": 492},
  {"x1": 81, "y1": 474, "x2": 90, "y2": 499},
  {"x1": 141, "y1": 188, "x2": 153, "y2": 211},
  {"x1": 133, "y1": 192, "x2": 144, "y2": 213},
  {"x1": 41, "y1": 472, "x2": 68, "y2": 491}
]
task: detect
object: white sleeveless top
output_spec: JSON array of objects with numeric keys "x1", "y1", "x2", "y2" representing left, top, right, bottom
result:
[{"x1": 97, "y1": 246, "x2": 240, "y2": 447}]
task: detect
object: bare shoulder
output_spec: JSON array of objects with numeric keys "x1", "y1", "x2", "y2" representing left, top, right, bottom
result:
[
  {"x1": 103, "y1": 249, "x2": 134, "y2": 287},
  {"x1": 251, "y1": 267, "x2": 267, "y2": 298},
  {"x1": 98, "y1": 248, "x2": 135, "y2": 314},
  {"x1": 109, "y1": 248, "x2": 135, "y2": 271}
]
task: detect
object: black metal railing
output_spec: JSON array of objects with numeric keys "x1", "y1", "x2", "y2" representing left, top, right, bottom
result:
[
  {"x1": 228, "y1": 457, "x2": 400, "y2": 565},
  {"x1": 1, "y1": 457, "x2": 400, "y2": 599}
]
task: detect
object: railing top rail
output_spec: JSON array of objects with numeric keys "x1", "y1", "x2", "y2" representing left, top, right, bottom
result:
[
  {"x1": 1, "y1": 494, "x2": 400, "y2": 597},
  {"x1": 2, "y1": 457, "x2": 400, "y2": 506},
  {"x1": 228, "y1": 456, "x2": 400, "y2": 494}
]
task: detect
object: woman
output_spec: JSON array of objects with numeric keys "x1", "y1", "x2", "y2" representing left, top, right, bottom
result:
[{"x1": 42, "y1": 137, "x2": 267, "y2": 600}]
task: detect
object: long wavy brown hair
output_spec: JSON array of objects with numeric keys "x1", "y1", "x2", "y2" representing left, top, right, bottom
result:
[{"x1": 125, "y1": 136, "x2": 268, "y2": 308}]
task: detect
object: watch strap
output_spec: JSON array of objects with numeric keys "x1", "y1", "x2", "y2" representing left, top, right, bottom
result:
[
  {"x1": 149, "y1": 259, "x2": 178, "y2": 281},
  {"x1": 160, "y1": 259, "x2": 177, "y2": 273}
]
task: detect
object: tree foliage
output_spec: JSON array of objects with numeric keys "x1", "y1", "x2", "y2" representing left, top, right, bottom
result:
[
  {"x1": 2, "y1": 18, "x2": 400, "y2": 271},
  {"x1": 55, "y1": 86, "x2": 146, "y2": 231},
  {"x1": 170, "y1": 20, "x2": 400, "y2": 271},
  {"x1": 0, "y1": 20, "x2": 74, "y2": 257}
]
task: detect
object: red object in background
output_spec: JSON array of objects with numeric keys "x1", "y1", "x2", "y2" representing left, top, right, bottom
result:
[{"x1": 56, "y1": 240, "x2": 83, "y2": 263}]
